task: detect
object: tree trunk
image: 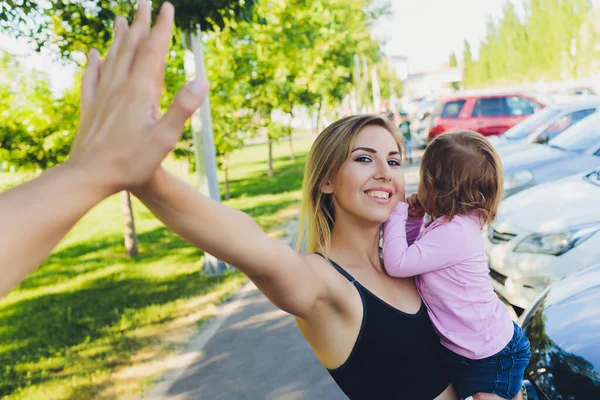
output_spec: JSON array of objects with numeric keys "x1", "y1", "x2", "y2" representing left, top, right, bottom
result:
[
  {"x1": 224, "y1": 152, "x2": 231, "y2": 200},
  {"x1": 183, "y1": 29, "x2": 221, "y2": 201},
  {"x1": 288, "y1": 113, "x2": 295, "y2": 161},
  {"x1": 267, "y1": 135, "x2": 275, "y2": 178},
  {"x1": 288, "y1": 134, "x2": 295, "y2": 161},
  {"x1": 121, "y1": 191, "x2": 138, "y2": 258},
  {"x1": 182, "y1": 28, "x2": 228, "y2": 275}
]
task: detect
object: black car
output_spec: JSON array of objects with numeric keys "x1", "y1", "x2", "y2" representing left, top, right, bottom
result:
[{"x1": 520, "y1": 264, "x2": 600, "y2": 399}]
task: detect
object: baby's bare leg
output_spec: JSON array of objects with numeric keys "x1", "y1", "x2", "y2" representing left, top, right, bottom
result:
[{"x1": 472, "y1": 389, "x2": 523, "y2": 400}]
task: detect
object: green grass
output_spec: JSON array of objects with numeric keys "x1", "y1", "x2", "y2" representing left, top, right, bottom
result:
[{"x1": 0, "y1": 138, "x2": 314, "y2": 400}]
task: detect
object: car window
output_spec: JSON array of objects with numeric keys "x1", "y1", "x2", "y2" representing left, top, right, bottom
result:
[
  {"x1": 472, "y1": 97, "x2": 507, "y2": 117},
  {"x1": 503, "y1": 107, "x2": 562, "y2": 140},
  {"x1": 440, "y1": 100, "x2": 465, "y2": 118},
  {"x1": 539, "y1": 108, "x2": 596, "y2": 141},
  {"x1": 505, "y1": 96, "x2": 538, "y2": 116},
  {"x1": 550, "y1": 113, "x2": 600, "y2": 153}
]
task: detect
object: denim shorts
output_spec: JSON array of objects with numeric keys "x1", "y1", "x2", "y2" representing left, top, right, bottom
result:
[{"x1": 441, "y1": 322, "x2": 531, "y2": 399}]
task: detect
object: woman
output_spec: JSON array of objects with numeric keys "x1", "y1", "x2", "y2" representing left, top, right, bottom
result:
[
  {"x1": 0, "y1": 2, "x2": 455, "y2": 397},
  {"x1": 134, "y1": 114, "x2": 456, "y2": 399}
]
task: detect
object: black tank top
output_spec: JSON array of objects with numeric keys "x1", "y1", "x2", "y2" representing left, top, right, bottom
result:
[{"x1": 321, "y1": 256, "x2": 450, "y2": 399}]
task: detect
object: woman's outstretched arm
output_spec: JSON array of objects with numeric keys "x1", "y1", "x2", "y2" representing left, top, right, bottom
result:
[{"x1": 135, "y1": 168, "x2": 328, "y2": 319}]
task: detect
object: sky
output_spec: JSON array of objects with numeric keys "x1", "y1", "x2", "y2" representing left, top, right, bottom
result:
[
  {"x1": 2, "y1": 0, "x2": 513, "y2": 93},
  {"x1": 376, "y1": 0, "x2": 507, "y2": 71},
  {"x1": 1, "y1": 37, "x2": 78, "y2": 95}
]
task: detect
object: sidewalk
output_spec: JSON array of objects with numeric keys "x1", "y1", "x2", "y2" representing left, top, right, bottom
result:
[
  {"x1": 144, "y1": 281, "x2": 345, "y2": 400},
  {"x1": 142, "y1": 150, "x2": 424, "y2": 400}
]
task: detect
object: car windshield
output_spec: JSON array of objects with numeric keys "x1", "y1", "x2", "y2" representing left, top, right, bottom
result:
[
  {"x1": 549, "y1": 112, "x2": 600, "y2": 153},
  {"x1": 503, "y1": 107, "x2": 562, "y2": 140}
]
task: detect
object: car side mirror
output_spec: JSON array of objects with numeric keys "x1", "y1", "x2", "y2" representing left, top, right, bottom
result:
[{"x1": 534, "y1": 134, "x2": 549, "y2": 144}]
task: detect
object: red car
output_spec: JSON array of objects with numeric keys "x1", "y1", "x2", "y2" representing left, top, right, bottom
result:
[{"x1": 427, "y1": 94, "x2": 545, "y2": 142}]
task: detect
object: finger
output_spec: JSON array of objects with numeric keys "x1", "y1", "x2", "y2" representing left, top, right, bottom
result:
[
  {"x1": 100, "y1": 16, "x2": 129, "y2": 84},
  {"x1": 81, "y1": 48, "x2": 101, "y2": 111},
  {"x1": 113, "y1": 0, "x2": 152, "y2": 83},
  {"x1": 76, "y1": 57, "x2": 104, "y2": 150},
  {"x1": 153, "y1": 79, "x2": 208, "y2": 149},
  {"x1": 131, "y1": 2, "x2": 175, "y2": 90}
]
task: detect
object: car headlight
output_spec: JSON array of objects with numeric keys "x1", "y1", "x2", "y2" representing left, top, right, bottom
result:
[
  {"x1": 514, "y1": 222, "x2": 600, "y2": 256},
  {"x1": 503, "y1": 170, "x2": 534, "y2": 191}
]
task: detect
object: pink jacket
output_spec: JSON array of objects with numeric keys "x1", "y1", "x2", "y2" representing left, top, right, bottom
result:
[{"x1": 383, "y1": 202, "x2": 513, "y2": 359}]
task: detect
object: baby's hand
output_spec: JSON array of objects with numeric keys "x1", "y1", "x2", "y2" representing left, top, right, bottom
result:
[{"x1": 406, "y1": 194, "x2": 426, "y2": 218}]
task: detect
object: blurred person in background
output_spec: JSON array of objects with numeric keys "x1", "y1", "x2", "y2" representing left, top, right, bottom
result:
[{"x1": 400, "y1": 110, "x2": 413, "y2": 163}]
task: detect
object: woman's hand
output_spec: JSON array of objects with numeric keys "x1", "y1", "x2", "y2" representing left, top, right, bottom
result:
[{"x1": 67, "y1": 0, "x2": 208, "y2": 195}]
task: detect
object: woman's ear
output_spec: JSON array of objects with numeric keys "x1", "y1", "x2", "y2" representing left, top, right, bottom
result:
[{"x1": 321, "y1": 181, "x2": 334, "y2": 194}]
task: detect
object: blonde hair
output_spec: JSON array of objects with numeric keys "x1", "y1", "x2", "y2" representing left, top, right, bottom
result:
[
  {"x1": 419, "y1": 130, "x2": 503, "y2": 227},
  {"x1": 296, "y1": 114, "x2": 404, "y2": 253}
]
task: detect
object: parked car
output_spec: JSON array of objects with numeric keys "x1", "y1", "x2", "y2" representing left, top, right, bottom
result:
[
  {"x1": 519, "y1": 264, "x2": 600, "y2": 399},
  {"x1": 484, "y1": 168, "x2": 600, "y2": 311},
  {"x1": 502, "y1": 111, "x2": 600, "y2": 198},
  {"x1": 428, "y1": 93, "x2": 544, "y2": 142},
  {"x1": 490, "y1": 101, "x2": 600, "y2": 158}
]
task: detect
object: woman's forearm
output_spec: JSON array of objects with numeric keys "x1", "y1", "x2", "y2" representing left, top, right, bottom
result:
[
  {"x1": 134, "y1": 169, "x2": 276, "y2": 277},
  {"x1": 0, "y1": 162, "x2": 112, "y2": 297}
]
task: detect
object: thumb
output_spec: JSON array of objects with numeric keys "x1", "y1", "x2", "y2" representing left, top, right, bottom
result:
[{"x1": 154, "y1": 78, "x2": 209, "y2": 144}]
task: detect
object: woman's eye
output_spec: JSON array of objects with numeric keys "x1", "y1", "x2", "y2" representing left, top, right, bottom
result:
[
  {"x1": 388, "y1": 159, "x2": 401, "y2": 166},
  {"x1": 355, "y1": 156, "x2": 372, "y2": 163}
]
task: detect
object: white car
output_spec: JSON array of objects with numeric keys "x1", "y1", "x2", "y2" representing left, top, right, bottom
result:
[{"x1": 484, "y1": 168, "x2": 600, "y2": 311}]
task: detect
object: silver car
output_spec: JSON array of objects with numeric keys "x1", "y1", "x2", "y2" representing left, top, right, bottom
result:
[
  {"x1": 502, "y1": 111, "x2": 600, "y2": 198},
  {"x1": 490, "y1": 100, "x2": 600, "y2": 158}
]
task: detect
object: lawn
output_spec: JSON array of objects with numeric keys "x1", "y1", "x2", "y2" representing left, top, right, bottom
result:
[{"x1": 0, "y1": 137, "x2": 314, "y2": 400}]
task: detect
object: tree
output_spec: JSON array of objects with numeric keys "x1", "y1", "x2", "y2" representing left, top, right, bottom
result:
[
  {"x1": 461, "y1": 0, "x2": 597, "y2": 88},
  {"x1": 462, "y1": 39, "x2": 476, "y2": 88},
  {"x1": 498, "y1": 1, "x2": 529, "y2": 81},
  {"x1": 448, "y1": 51, "x2": 460, "y2": 91},
  {"x1": 0, "y1": 53, "x2": 79, "y2": 171},
  {"x1": 305, "y1": 0, "x2": 384, "y2": 122},
  {"x1": 205, "y1": 0, "x2": 386, "y2": 178},
  {"x1": 204, "y1": 23, "x2": 253, "y2": 198}
]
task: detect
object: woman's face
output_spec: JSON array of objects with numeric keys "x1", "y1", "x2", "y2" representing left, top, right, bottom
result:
[{"x1": 323, "y1": 125, "x2": 405, "y2": 225}]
